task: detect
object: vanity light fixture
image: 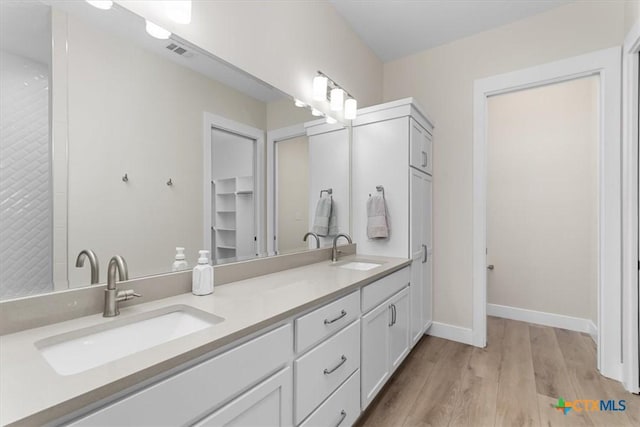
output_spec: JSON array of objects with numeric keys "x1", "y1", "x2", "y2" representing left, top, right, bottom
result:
[
  {"x1": 145, "y1": 20, "x2": 172, "y2": 40},
  {"x1": 311, "y1": 108, "x2": 323, "y2": 117},
  {"x1": 294, "y1": 99, "x2": 306, "y2": 108},
  {"x1": 344, "y1": 98, "x2": 358, "y2": 120},
  {"x1": 312, "y1": 75, "x2": 328, "y2": 101},
  {"x1": 86, "y1": 0, "x2": 113, "y2": 10},
  {"x1": 165, "y1": 0, "x2": 192, "y2": 25},
  {"x1": 330, "y1": 88, "x2": 344, "y2": 112}
]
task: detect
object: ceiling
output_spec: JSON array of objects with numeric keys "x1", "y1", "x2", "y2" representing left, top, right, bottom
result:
[{"x1": 330, "y1": 0, "x2": 571, "y2": 62}]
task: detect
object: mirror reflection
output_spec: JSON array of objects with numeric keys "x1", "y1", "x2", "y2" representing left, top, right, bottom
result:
[{"x1": 0, "y1": 0, "x2": 349, "y2": 300}]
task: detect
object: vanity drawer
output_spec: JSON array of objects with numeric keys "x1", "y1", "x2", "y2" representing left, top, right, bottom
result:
[
  {"x1": 295, "y1": 290, "x2": 360, "y2": 354},
  {"x1": 299, "y1": 370, "x2": 360, "y2": 427},
  {"x1": 294, "y1": 319, "x2": 360, "y2": 424},
  {"x1": 361, "y1": 267, "x2": 410, "y2": 313},
  {"x1": 67, "y1": 324, "x2": 292, "y2": 426}
]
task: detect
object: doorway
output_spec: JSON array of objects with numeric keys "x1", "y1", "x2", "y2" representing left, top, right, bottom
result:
[
  {"x1": 486, "y1": 77, "x2": 599, "y2": 341},
  {"x1": 472, "y1": 47, "x2": 622, "y2": 381}
]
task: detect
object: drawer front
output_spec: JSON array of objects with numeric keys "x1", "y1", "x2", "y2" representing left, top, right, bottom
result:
[
  {"x1": 68, "y1": 324, "x2": 293, "y2": 426},
  {"x1": 295, "y1": 290, "x2": 360, "y2": 354},
  {"x1": 361, "y1": 267, "x2": 410, "y2": 313},
  {"x1": 294, "y1": 320, "x2": 360, "y2": 424},
  {"x1": 299, "y1": 370, "x2": 360, "y2": 427}
]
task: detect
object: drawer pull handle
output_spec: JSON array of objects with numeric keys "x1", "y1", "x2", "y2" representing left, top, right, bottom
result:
[
  {"x1": 422, "y1": 151, "x2": 428, "y2": 167},
  {"x1": 324, "y1": 310, "x2": 347, "y2": 325},
  {"x1": 323, "y1": 355, "x2": 347, "y2": 375},
  {"x1": 422, "y1": 244, "x2": 428, "y2": 263},
  {"x1": 336, "y1": 410, "x2": 347, "y2": 426}
]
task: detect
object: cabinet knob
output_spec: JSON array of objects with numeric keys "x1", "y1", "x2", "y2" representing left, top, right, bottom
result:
[{"x1": 487, "y1": 265, "x2": 495, "y2": 270}]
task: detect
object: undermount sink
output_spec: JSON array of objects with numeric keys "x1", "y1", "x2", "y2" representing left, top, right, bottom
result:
[
  {"x1": 337, "y1": 261, "x2": 383, "y2": 271},
  {"x1": 35, "y1": 305, "x2": 224, "y2": 375}
]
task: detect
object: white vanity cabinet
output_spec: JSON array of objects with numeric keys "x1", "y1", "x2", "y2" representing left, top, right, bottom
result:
[
  {"x1": 360, "y1": 267, "x2": 410, "y2": 409},
  {"x1": 352, "y1": 98, "x2": 433, "y2": 350},
  {"x1": 65, "y1": 324, "x2": 293, "y2": 426}
]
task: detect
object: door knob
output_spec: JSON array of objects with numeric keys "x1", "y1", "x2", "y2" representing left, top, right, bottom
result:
[{"x1": 487, "y1": 265, "x2": 494, "y2": 270}]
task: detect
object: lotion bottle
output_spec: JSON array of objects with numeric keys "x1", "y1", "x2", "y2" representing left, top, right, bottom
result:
[
  {"x1": 172, "y1": 247, "x2": 188, "y2": 271},
  {"x1": 192, "y1": 250, "x2": 214, "y2": 295}
]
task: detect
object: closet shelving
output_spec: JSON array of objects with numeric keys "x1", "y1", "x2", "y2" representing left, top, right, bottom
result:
[{"x1": 212, "y1": 176, "x2": 255, "y2": 262}]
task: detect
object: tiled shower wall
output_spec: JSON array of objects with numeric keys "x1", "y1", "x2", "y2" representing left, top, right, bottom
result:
[{"x1": 0, "y1": 51, "x2": 53, "y2": 299}]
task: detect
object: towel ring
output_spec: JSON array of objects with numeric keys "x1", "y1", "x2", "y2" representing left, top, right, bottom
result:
[
  {"x1": 371, "y1": 185, "x2": 385, "y2": 199},
  {"x1": 320, "y1": 188, "x2": 333, "y2": 198}
]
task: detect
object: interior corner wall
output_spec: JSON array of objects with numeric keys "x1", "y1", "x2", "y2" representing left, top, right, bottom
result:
[
  {"x1": 117, "y1": 1, "x2": 383, "y2": 108},
  {"x1": 382, "y1": 0, "x2": 626, "y2": 329},
  {"x1": 624, "y1": 0, "x2": 640, "y2": 35}
]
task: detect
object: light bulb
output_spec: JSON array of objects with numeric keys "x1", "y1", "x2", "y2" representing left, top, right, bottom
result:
[
  {"x1": 86, "y1": 0, "x2": 113, "y2": 10},
  {"x1": 294, "y1": 99, "x2": 306, "y2": 108},
  {"x1": 145, "y1": 20, "x2": 171, "y2": 40},
  {"x1": 165, "y1": 0, "x2": 192, "y2": 25},
  {"x1": 311, "y1": 108, "x2": 323, "y2": 117},
  {"x1": 344, "y1": 98, "x2": 357, "y2": 120},
  {"x1": 330, "y1": 88, "x2": 344, "y2": 111},
  {"x1": 326, "y1": 116, "x2": 337, "y2": 124},
  {"x1": 312, "y1": 75, "x2": 328, "y2": 101}
]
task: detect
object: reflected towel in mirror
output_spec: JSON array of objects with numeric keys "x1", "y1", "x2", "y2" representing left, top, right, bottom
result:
[{"x1": 312, "y1": 195, "x2": 337, "y2": 237}]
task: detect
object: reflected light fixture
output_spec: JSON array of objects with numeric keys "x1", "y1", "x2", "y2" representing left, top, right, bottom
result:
[
  {"x1": 294, "y1": 99, "x2": 306, "y2": 108},
  {"x1": 312, "y1": 75, "x2": 328, "y2": 101},
  {"x1": 311, "y1": 108, "x2": 323, "y2": 117},
  {"x1": 145, "y1": 20, "x2": 172, "y2": 39},
  {"x1": 86, "y1": 0, "x2": 113, "y2": 10},
  {"x1": 165, "y1": 0, "x2": 192, "y2": 25},
  {"x1": 326, "y1": 116, "x2": 337, "y2": 124},
  {"x1": 330, "y1": 88, "x2": 344, "y2": 112},
  {"x1": 344, "y1": 98, "x2": 357, "y2": 120}
]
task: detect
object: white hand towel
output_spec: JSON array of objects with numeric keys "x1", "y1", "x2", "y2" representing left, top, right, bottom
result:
[
  {"x1": 367, "y1": 194, "x2": 390, "y2": 239},
  {"x1": 312, "y1": 195, "x2": 332, "y2": 237}
]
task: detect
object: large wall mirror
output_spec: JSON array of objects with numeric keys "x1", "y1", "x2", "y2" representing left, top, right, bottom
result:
[{"x1": 0, "y1": 0, "x2": 350, "y2": 300}]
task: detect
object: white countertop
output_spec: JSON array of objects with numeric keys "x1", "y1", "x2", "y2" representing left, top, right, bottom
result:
[{"x1": 0, "y1": 254, "x2": 410, "y2": 426}]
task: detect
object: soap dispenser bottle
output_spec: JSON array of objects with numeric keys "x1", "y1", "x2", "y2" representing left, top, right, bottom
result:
[
  {"x1": 192, "y1": 250, "x2": 214, "y2": 296},
  {"x1": 172, "y1": 247, "x2": 189, "y2": 272}
]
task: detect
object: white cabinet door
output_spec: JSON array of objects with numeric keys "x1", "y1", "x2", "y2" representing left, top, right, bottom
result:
[
  {"x1": 410, "y1": 170, "x2": 425, "y2": 346},
  {"x1": 388, "y1": 287, "x2": 410, "y2": 373},
  {"x1": 423, "y1": 175, "x2": 433, "y2": 330},
  {"x1": 194, "y1": 367, "x2": 292, "y2": 427},
  {"x1": 410, "y1": 119, "x2": 431, "y2": 174},
  {"x1": 360, "y1": 300, "x2": 391, "y2": 409}
]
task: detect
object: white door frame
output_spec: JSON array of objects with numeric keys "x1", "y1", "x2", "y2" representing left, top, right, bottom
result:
[
  {"x1": 472, "y1": 47, "x2": 622, "y2": 381},
  {"x1": 266, "y1": 124, "x2": 307, "y2": 256},
  {"x1": 622, "y1": 22, "x2": 640, "y2": 394},
  {"x1": 203, "y1": 112, "x2": 265, "y2": 257}
]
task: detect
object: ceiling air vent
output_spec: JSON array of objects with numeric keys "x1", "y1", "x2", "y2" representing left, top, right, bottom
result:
[{"x1": 165, "y1": 42, "x2": 194, "y2": 58}]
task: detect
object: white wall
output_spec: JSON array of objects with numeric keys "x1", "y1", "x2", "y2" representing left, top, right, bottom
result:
[
  {"x1": 117, "y1": 0, "x2": 383, "y2": 109},
  {"x1": 276, "y1": 136, "x2": 310, "y2": 253},
  {"x1": 487, "y1": 76, "x2": 598, "y2": 323},
  {"x1": 625, "y1": 0, "x2": 640, "y2": 34},
  {"x1": 65, "y1": 13, "x2": 267, "y2": 286},
  {"x1": 383, "y1": 1, "x2": 625, "y2": 328}
]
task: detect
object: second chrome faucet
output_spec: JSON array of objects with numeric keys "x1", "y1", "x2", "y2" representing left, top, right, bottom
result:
[{"x1": 103, "y1": 255, "x2": 140, "y2": 317}]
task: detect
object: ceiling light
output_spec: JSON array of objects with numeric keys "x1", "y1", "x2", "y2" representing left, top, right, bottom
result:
[
  {"x1": 312, "y1": 75, "x2": 328, "y2": 102},
  {"x1": 165, "y1": 0, "x2": 192, "y2": 25},
  {"x1": 326, "y1": 116, "x2": 337, "y2": 124},
  {"x1": 344, "y1": 98, "x2": 357, "y2": 120},
  {"x1": 294, "y1": 99, "x2": 306, "y2": 108},
  {"x1": 330, "y1": 88, "x2": 344, "y2": 111},
  {"x1": 311, "y1": 108, "x2": 323, "y2": 117},
  {"x1": 145, "y1": 20, "x2": 171, "y2": 40},
  {"x1": 86, "y1": 0, "x2": 113, "y2": 10}
]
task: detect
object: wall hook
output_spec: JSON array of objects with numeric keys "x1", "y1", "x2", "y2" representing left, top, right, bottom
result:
[
  {"x1": 166, "y1": 178, "x2": 173, "y2": 186},
  {"x1": 122, "y1": 173, "x2": 129, "y2": 182}
]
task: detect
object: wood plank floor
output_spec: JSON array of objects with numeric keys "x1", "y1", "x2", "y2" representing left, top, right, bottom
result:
[{"x1": 356, "y1": 317, "x2": 640, "y2": 427}]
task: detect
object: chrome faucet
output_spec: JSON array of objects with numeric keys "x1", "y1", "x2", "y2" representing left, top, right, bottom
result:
[
  {"x1": 331, "y1": 233, "x2": 352, "y2": 262},
  {"x1": 303, "y1": 232, "x2": 320, "y2": 249},
  {"x1": 75, "y1": 249, "x2": 100, "y2": 284},
  {"x1": 103, "y1": 255, "x2": 140, "y2": 317}
]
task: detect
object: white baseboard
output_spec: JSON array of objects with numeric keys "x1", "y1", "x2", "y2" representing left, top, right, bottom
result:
[
  {"x1": 488, "y1": 303, "x2": 598, "y2": 337},
  {"x1": 427, "y1": 321, "x2": 474, "y2": 345}
]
